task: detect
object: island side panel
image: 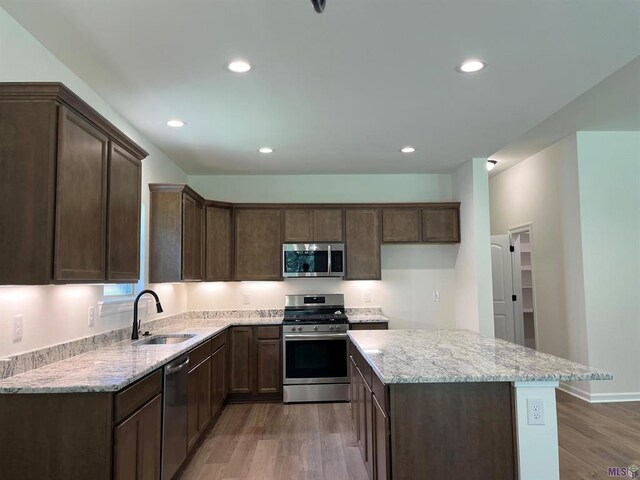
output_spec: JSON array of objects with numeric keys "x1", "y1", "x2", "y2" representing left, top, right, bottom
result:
[
  {"x1": 0, "y1": 392, "x2": 114, "y2": 480},
  {"x1": 512, "y1": 381, "x2": 560, "y2": 480},
  {"x1": 389, "y1": 382, "x2": 516, "y2": 480}
]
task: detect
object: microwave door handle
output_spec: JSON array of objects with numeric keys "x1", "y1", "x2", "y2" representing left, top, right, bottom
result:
[{"x1": 327, "y1": 244, "x2": 332, "y2": 276}]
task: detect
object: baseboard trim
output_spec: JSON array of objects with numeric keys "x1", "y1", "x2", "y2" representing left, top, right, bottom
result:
[{"x1": 559, "y1": 383, "x2": 640, "y2": 403}]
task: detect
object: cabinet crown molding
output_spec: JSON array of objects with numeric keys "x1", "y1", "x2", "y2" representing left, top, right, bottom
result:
[{"x1": 0, "y1": 82, "x2": 148, "y2": 160}]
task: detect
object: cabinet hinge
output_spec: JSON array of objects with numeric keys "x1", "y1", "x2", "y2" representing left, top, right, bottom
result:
[
  {"x1": 509, "y1": 245, "x2": 515, "y2": 252},
  {"x1": 512, "y1": 295, "x2": 517, "y2": 302}
]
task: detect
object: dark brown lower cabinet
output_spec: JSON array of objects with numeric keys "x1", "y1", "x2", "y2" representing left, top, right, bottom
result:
[
  {"x1": 114, "y1": 394, "x2": 163, "y2": 480},
  {"x1": 350, "y1": 322, "x2": 389, "y2": 331},
  {"x1": 211, "y1": 343, "x2": 228, "y2": 420},
  {"x1": 228, "y1": 325, "x2": 282, "y2": 402},
  {"x1": 357, "y1": 366, "x2": 374, "y2": 479},
  {"x1": 187, "y1": 356, "x2": 212, "y2": 451},
  {"x1": 372, "y1": 394, "x2": 390, "y2": 480}
]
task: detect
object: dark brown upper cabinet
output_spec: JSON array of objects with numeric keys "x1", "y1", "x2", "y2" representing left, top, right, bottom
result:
[
  {"x1": 422, "y1": 206, "x2": 460, "y2": 243},
  {"x1": 149, "y1": 184, "x2": 204, "y2": 283},
  {"x1": 345, "y1": 209, "x2": 381, "y2": 280},
  {"x1": 234, "y1": 208, "x2": 282, "y2": 281},
  {"x1": 107, "y1": 143, "x2": 142, "y2": 282},
  {"x1": 204, "y1": 203, "x2": 234, "y2": 281},
  {"x1": 283, "y1": 208, "x2": 344, "y2": 243},
  {"x1": 0, "y1": 83, "x2": 147, "y2": 285},
  {"x1": 382, "y1": 208, "x2": 421, "y2": 243}
]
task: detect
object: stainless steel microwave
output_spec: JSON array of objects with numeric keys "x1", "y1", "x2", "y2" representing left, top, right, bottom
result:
[{"x1": 282, "y1": 243, "x2": 344, "y2": 278}]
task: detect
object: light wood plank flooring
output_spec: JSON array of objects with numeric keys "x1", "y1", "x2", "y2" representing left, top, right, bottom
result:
[
  {"x1": 180, "y1": 402, "x2": 368, "y2": 480},
  {"x1": 181, "y1": 393, "x2": 640, "y2": 480},
  {"x1": 557, "y1": 390, "x2": 640, "y2": 479}
]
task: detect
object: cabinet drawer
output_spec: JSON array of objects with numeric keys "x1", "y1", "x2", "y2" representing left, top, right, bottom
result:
[
  {"x1": 256, "y1": 326, "x2": 281, "y2": 340},
  {"x1": 115, "y1": 369, "x2": 162, "y2": 424},
  {"x1": 350, "y1": 322, "x2": 388, "y2": 330},
  {"x1": 189, "y1": 339, "x2": 212, "y2": 367},
  {"x1": 211, "y1": 330, "x2": 227, "y2": 353}
]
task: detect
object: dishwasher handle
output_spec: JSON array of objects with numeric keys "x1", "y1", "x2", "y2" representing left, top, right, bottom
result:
[{"x1": 166, "y1": 357, "x2": 190, "y2": 374}]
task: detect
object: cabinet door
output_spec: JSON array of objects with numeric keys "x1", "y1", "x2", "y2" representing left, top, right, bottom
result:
[
  {"x1": 345, "y1": 209, "x2": 381, "y2": 280},
  {"x1": 234, "y1": 209, "x2": 282, "y2": 280},
  {"x1": 357, "y1": 368, "x2": 368, "y2": 465},
  {"x1": 284, "y1": 209, "x2": 313, "y2": 242},
  {"x1": 54, "y1": 106, "x2": 109, "y2": 281},
  {"x1": 313, "y1": 209, "x2": 343, "y2": 242},
  {"x1": 350, "y1": 356, "x2": 359, "y2": 438},
  {"x1": 256, "y1": 339, "x2": 281, "y2": 395},
  {"x1": 182, "y1": 194, "x2": 204, "y2": 280},
  {"x1": 187, "y1": 357, "x2": 211, "y2": 450},
  {"x1": 382, "y1": 208, "x2": 420, "y2": 243},
  {"x1": 114, "y1": 394, "x2": 162, "y2": 480},
  {"x1": 107, "y1": 143, "x2": 141, "y2": 281},
  {"x1": 373, "y1": 394, "x2": 390, "y2": 480},
  {"x1": 422, "y1": 207, "x2": 460, "y2": 243},
  {"x1": 229, "y1": 327, "x2": 253, "y2": 394},
  {"x1": 210, "y1": 344, "x2": 227, "y2": 419},
  {"x1": 205, "y1": 205, "x2": 233, "y2": 281}
]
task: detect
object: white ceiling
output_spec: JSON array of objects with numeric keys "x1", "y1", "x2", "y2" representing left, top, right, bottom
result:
[{"x1": 2, "y1": 0, "x2": 639, "y2": 175}]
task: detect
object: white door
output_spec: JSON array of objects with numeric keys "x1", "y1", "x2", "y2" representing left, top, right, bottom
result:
[{"x1": 491, "y1": 235, "x2": 516, "y2": 342}]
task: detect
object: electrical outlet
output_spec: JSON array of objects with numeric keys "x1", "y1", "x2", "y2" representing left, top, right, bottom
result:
[
  {"x1": 88, "y1": 307, "x2": 96, "y2": 327},
  {"x1": 433, "y1": 291, "x2": 440, "y2": 302},
  {"x1": 363, "y1": 290, "x2": 372, "y2": 304},
  {"x1": 527, "y1": 398, "x2": 545, "y2": 425},
  {"x1": 13, "y1": 314, "x2": 23, "y2": 343},
  {"x1": 242, "y1": 293, "x2": 251, "y2": 306}
]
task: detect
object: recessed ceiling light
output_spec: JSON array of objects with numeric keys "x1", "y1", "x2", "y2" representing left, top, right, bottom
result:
[
  {"x1": 457, "y1": 59, "x2": 486, "y2": 73},
  {"x1": 400, "y1": 146, "x2": 416, "y2": 153},
  {"x1": 166, "y1": 119, "x2": 186, "y2": 128},
  {"x1": 259, "y1": 147, "x2": 274, "y2": 154},
  {"x1": 487, "y1": 159, "x2": 498, "y2": 171},
  {"x1": 226, "y1": 59, "x2": 252, "y2": 73}
]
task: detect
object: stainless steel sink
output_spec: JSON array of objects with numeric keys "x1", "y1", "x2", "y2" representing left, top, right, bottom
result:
[{"x1": 136, "y1": 334, "x2": 196, "y2": 345}]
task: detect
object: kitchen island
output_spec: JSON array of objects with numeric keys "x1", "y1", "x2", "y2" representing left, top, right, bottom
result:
[{"x1": 347, "y1": 329, "x2": 612, "y2": 480}]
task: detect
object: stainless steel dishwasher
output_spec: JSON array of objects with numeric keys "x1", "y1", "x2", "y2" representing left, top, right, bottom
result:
[{"x1": 162, "y1": 354, "x2": 189, "y2": 480}]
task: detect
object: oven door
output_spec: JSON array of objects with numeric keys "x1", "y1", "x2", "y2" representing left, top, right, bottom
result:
[{"x1": 283, "y1": 333, "x2": 349, "y2": 384}]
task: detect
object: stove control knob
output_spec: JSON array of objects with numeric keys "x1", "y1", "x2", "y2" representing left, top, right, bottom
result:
[
  {"x1": 297, "y1": 327, "x2": 303, "y2": 332},
  {"x1": 313, "y1": 326, "x2": 319, "y2": 331},
  {"x1": 290, "y1": 327, "x2": 296, "y2": 332},
  {"x1": 329, "y1": 326, "x2": 335, "y2": 331}
]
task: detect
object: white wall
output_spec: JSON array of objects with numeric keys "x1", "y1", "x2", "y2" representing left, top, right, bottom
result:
[
  {"x1": 0, "y1": 8, "x2": 188, "y2": 357},
  {"x1": 187, "y1": 174, "x2": 457, "y2": 329},
  {"x1": 188, "y1": 174, "x2": 453, "y2": 204},
  {"x1": 489, "y1": 136, "x2": 592, "y2": 396},
  {"x1": 576, "y1": 131, "x2": 640, "y2": 400},
  {"x1": 490, "y1": 132, "x2": 640, "y2": 401},
  {"x1": 452, "y1": 158, "x2": 494, "y2": 336}
]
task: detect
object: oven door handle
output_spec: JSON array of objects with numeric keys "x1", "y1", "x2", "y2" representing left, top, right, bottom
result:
[{"x1": 284, "y1": 333, "x2": 348, "y2": 340}]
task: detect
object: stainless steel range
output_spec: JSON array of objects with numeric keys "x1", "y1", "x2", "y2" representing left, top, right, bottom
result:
[{"x1": 282, "y1": 294, "x2": 350, "y2": 403}]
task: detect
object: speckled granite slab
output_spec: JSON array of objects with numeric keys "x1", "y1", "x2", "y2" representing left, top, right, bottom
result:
[
  {"x1": 348, "y1": 329, "x2": 612, "y2": 384},
  {"x1": 0, "y1": 317, "x2": 282, "y2": 394},
  {"x1": 346, "y1": 307, "x2": 388, "y2": 323}
]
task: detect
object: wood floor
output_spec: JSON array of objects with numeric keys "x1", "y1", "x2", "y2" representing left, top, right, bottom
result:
[
  {"x1": 180, "y1": 392, "x2": 640, "y2": 480},
  {"x1": 180, "y1": 402, "x2": 368, "y2": 480},
  {"x1": 557, "y1": 390, "x2": 640, "y2": 479}
]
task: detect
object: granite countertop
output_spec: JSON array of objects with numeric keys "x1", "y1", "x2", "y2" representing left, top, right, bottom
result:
[
  {"x1": 0, "y1": 317, "x2": 280, "y2": 394},
  {"x1": 348, "y1": 329, "x2": 613, "y2": 384}
]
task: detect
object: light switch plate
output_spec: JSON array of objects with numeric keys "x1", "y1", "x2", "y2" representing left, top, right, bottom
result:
[
  {"x1": 88, "y1": 307, "x2": 96, "y2": 327},
  {"x1": 363, "y1": 290, "x2": 372, "y2": 303},
  {"x1": 433, "y1": 291, "x2": 440, "y2": 302},
  {"x1": 13, "y1": 314, "x2": 23, "y2": 342}
]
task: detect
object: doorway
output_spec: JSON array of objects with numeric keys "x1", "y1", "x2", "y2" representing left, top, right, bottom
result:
[{"x1": 491, "y1": 224, "x2": 538, "y2": 348}]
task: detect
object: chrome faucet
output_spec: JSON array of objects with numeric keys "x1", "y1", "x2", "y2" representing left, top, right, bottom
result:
[{"x1": 132, "y1": 289, "x2": 163, "y2": 340}]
